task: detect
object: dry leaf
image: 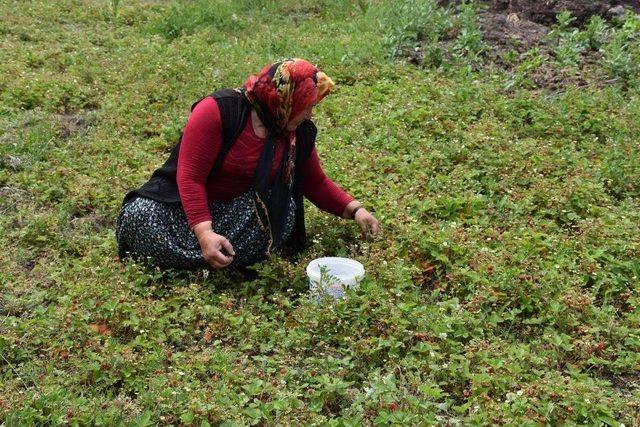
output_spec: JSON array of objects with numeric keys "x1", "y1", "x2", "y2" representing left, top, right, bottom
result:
[
  {"x1": 89, "y1": 323, "x2": 112, "y2": 335},
  {"x1": 420, "y1": 261, "x2": 435, "y2": 274}
]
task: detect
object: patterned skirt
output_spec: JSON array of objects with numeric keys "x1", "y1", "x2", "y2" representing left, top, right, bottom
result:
[{"x1": 115, "y1": 191, "x2": 296, "y2": 270}]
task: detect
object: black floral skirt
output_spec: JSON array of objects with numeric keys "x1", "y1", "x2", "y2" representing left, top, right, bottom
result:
[{"x1": 115, "y1": 191, "x2": 296, "y2": 270}]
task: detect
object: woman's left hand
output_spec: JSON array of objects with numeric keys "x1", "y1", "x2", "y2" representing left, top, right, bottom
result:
[{"x1": 355, "y1": 208, "x2": 381, "y2": 238}]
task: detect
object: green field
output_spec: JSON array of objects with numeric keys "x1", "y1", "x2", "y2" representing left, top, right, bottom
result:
[{"x1": 1, "y1": 0, "x2": 639, "y2": 424}]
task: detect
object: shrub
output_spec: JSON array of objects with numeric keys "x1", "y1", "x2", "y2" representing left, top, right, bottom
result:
[
  {"x1": 380, "y1": 0, "x2": 484, "y2": 68},
  {"x1": 600, "y1": 14, "x2": 640, "y2": 85},
  {"x1": 380, "y1": 0, "x2": 454, "y2": 64},
  {"x1": 150, "y1": 0, "x2": 243, "y2": 41},
  {"x1": 452, "y1": 2, "x2": 486, "y2": 62},
  {"x1": 546, "y1": 11, "x2": 586, "y2": 67}
]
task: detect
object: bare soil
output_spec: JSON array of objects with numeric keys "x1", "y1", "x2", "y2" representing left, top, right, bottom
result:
[
  {"x1": 475, "y1": 0, "x2": 639, "y2": 60},
  {"x1": 432, "y1": 0, "x2": 640, "y2": 89},
  {"x1": 59, "y1": 110, "x2": 96, "y2": 139},
  {"x1": 478, "y1": 0, "x2": 639, "y2": 26},
  {"x1": 0, "y1": 186, "x2": 31, "y2": 215}
]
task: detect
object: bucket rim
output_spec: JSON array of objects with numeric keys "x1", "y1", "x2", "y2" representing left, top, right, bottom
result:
[{"x1": 306, "y1": 257, "x2": 365, "y2": 280}]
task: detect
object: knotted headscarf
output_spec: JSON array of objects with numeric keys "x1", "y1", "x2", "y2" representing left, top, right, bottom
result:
[{"x1": 239, "y1": 58, "x2": 334, "y2": 252}]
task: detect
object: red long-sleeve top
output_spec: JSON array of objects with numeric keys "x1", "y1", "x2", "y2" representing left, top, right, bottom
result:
[{"x1": 176, "y1": 96, "x2": 354, "y2": 230}]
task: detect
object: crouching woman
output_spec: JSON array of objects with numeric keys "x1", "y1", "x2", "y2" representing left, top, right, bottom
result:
[{"x1": 115, "y1": 58, "x2": 380, "y2": 270}]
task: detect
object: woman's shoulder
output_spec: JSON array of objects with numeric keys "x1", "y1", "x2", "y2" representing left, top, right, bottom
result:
[
  {"x1": 189, "y1": 96, "x2": 222, "y2": 125},
  {"x1": 192, "y1": 95, "x2": 220, "y2": 112},
  {"x1": 181, "y1": 97, "x2": 224, "y2": 143}
]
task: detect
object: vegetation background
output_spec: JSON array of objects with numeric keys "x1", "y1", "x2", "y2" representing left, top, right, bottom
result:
[{"x1": 1, "y1": 0, "x2": 639, "y2": 424}]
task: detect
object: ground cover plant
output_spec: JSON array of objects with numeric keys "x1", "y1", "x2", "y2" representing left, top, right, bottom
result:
[{"x1": 1, "y1": 0, "x2": 639, "y2": 424}]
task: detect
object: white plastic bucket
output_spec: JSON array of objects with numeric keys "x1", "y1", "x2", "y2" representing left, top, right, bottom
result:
[{"x1": 306, "y1": 257, "x2": 365, "y2": 300}]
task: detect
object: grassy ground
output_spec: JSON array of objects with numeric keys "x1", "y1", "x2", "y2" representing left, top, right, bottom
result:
[{"x1": 1, "y1": 0, "x2": 639, "y2": 425}]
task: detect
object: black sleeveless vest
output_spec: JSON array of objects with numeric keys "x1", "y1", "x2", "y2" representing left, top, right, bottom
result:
[{"x1": 121, "y1": 88, "x2": 317, "y2": 254}]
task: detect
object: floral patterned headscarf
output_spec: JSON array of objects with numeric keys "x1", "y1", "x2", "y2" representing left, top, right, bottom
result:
[
  {"x1": 241, "y1": 58, "x2": 334, "y2": 136},
  {"x1": 239, "y1": 58, "x2": 335, "y2": 252}
]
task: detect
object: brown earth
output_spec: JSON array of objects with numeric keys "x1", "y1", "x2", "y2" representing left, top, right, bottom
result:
[
  {"x1": 476, "y1": 0, "x2": 639, "y2": 59},
  {"x1": 0, "y1": 186, "x2": 31, "y2": 215},
  {"x1": 59, "y1": 109, "x2": 96, "y2": 139},
  {"x1": 440, "y1": 0, "x2": 638, "y2": 55},
  {"x1": 432, "y1": 0, "x2": 640, "y2": 89},
  {"x1": 477, "y1": 0, "x2": 639, "y2": 25}
]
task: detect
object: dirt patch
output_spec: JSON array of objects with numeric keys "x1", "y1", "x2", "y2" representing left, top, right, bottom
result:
[
  {"x1": 475, "y1": 0, "x2": 639, "y2": 60},
  {"x1": 472, "y1": 0, "x2": 640, "y2": 60},
  {"x1": 0, "y1": 186, "x2": 32, "y2": 214},
  {"x1": 70, "y1": 212, "x2": 112, "y2": 232},
  {"x1": 0, "y1": 155, "x2": 28, "y2": 171},
  {"x1": 58, "y1": 109, "x2": 97, "y2": 139},
  {"x1": 480, "y1": 11, "x2": 549, "y2": 62},
  {"x1": 480, "y1": 0, "x2": 639, "y2": 90},
  {"x1": 590, "y1": 367, "x2": 640, "y2": 397},
  {"x1": 16, "y1": 252, "x2": 54, "y2": 285},
  {"x1": 608, "y1": 372, "x2": 640, "y2": 396},
  {"x1": 479, "y1": 0, "x2": 639, "y2": 26},
  {"x1": 429, "y1": 0, "x2": 640, "y2": 90},
  {"x1": 526, "y1": 55, "x2": 615, "y2": 93}
]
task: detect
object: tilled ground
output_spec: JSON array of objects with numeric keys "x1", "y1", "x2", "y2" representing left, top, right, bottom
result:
[{"x1": 433, "y1": 0, "x2": 640, "y2": 89}]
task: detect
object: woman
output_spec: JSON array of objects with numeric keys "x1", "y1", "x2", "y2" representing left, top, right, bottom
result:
[{"x1": 116, "y1": 58, "x2": 380, "y2": 270}]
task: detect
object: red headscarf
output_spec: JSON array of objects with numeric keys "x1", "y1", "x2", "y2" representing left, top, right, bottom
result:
[{"x1": 242, "y1": 58, "x2": 334, "y2": 134}]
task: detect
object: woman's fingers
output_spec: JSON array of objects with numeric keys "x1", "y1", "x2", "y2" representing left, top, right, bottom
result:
[
  {"x1": 208, "y1": 253, "x2": 231, "y2": 269},
  {"x1": 221, "y1": 237, "x2": 236, "y2": 256},
  {"x1": 199, "y1": 233, "x2": 235, "y2": 269},
  {"x1": 358, "y1": 220, "x2": 367, "y2": 236},
  {"x1": 205, "y1": 254, "x2": 223, "y2": 269},
  {"x1": 369, "y1": 218, "x2": 381, "y2": 236},
  {"x1": 365, "y1": 219, "x2": 379, "y2": 238},
  {"x1": 355, "y1": 210, "x2": 381, "y2": 239},
  {"x1": 211, "y1": 249, "x2": 233, "y2": 266},
  {"x1": 210, "y1": 259, "x2": 224, "y2": 269}
]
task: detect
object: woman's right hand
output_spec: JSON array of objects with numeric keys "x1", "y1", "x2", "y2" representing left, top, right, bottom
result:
[{"x1": 193, "y1": 221, "x2": 235, "y2": 269}]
